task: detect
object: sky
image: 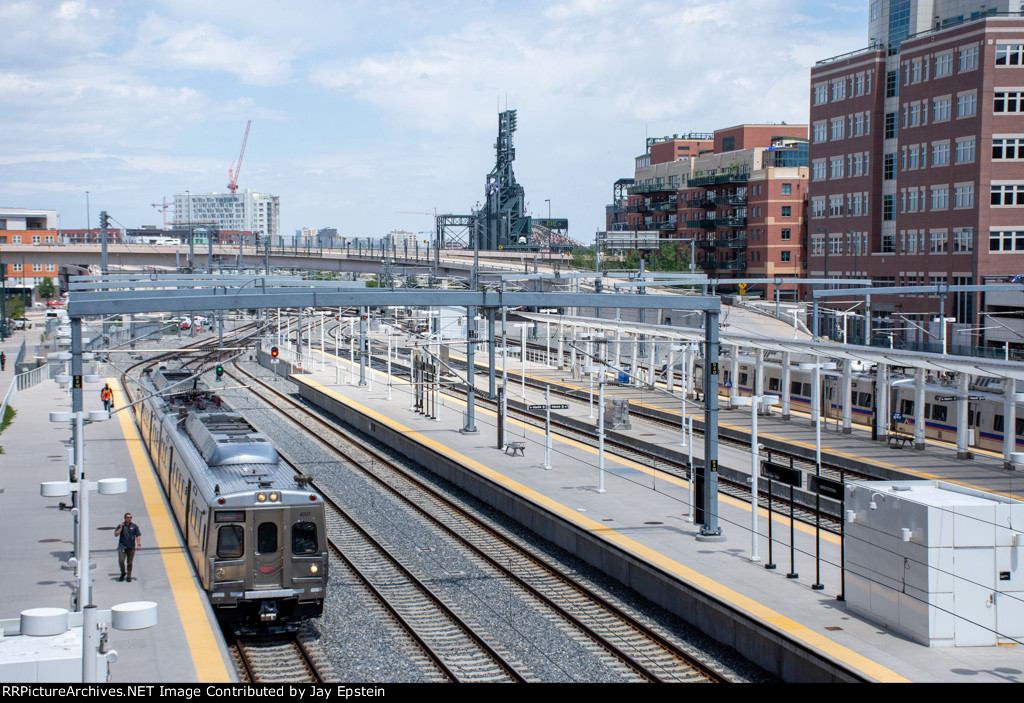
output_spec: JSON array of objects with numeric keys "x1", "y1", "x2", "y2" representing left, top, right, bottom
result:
[{"x1": 1, "y1": 0, "x2": 866, "y2": 243}]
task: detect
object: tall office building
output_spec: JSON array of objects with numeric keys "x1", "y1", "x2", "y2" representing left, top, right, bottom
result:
[
  {"x1": 174, "y1": 189, "x2": 280, "y2": 240},
  {"x1": 808, "y1": 1, "x2": 1024, "y2": 351}
]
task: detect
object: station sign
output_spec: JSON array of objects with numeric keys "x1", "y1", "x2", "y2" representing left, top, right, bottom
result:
[
  {"x1": 760, "y1": 460, "x2": 802, "y2": 487},
  {"x1": 528, "y1": 404, "x2": 569, "y2": 411},
  {"x1": 809, "y1": 474, "x2": 843, "y2": 501}
]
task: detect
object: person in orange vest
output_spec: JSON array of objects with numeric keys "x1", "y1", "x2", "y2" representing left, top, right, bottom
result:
[{"x1": 100, "y1": 384, "x2": 113, "y2": 412}]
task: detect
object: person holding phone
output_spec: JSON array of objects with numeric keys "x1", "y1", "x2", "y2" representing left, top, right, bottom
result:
[{"x1": 114, "y1": 512, "x2": 142, "y2": 582}]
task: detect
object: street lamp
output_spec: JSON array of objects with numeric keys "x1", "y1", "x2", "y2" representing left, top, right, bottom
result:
[
  {"x1": 582, "y1": 365, "x2": 607, "y2": 494},
  {"x1": 735, "y1": 394, "x2": 779, "y2": 561},
  {"x1": 933, "y1": 316, "x2": 956, "y2": 355},
  {"x1": 799, "y1": 359, "x2": 837, "y2": 590}
]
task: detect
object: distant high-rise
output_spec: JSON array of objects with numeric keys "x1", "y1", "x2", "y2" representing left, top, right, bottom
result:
[
  {"x1": 174, "y1": 189, "x2": 279, "y2": 239},
  {"x1": 808, "y1": 1, "x2": 1024, "y2": 351}
]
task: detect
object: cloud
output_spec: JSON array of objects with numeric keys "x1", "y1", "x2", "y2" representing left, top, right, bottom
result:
[{"x1": 129, "y1": 13, "x2": 296, "y2": 86}]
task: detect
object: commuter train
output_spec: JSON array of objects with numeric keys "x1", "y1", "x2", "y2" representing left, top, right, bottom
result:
[
  {"x1": 132, "y1": 367, "x2": 328, "y2": 629},
  {"x1": 692, "y1": 353, "x2": 1024, "y2": 453}
]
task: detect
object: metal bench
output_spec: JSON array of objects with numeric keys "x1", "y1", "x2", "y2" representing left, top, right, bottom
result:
[
  {"x1": 887, "y1": 431, "x2": 912, "y2": 448},
  {"x1": 504, "y1": 441, "x2": 526, "y2": 456}
]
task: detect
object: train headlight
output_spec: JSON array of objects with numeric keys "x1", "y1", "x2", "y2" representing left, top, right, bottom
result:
[
  {"x1": 215, "y1": 568, "x2": 225, "y2": 579},
  {"x1": 257, "y1": 492, "x2": 267, "y2": 502},
  {"x1": 269, "y1": 492, "x2": 279, "y2": 502},
  {"x1": 309, "y1": 564, "x2": 319, "y2": 574}
]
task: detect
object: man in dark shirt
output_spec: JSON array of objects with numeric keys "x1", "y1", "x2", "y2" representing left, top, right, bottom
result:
[{"x1": 114, "y1": 512, "x2": 142, "y2": 582}]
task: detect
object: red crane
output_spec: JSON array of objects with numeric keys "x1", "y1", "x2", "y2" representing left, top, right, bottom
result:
[{"x1": 227, "y1": 120, "x2": 252, "y2": 193}]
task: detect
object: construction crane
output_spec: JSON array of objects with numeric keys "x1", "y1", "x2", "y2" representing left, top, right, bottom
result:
[
  {"x1": 150, "y1": 196, "x2": 172, "y2": 228},
  {"x1": 227, "y1": 120, "x2": 252, "y2": 193}
]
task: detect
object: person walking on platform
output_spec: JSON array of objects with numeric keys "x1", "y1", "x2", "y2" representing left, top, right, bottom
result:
[
  {"x1": 100, "y1": 383, "x2": 113, "y2": 412},
  {"x1": 115, "y1": 512, "x2": 141, "y2": 582},
  {"x1": 1, "y1": 352, "x2": 6, "y2": 371}
]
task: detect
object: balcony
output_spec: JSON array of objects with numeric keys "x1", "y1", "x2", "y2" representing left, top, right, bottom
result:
[
  {"x1": 685, "y1": 218, "x2": 718, "y2": 229},
  {"x1": 686, "y1": 197, "x2": 718, "y2": 209},
  {"x1": 717, "y1": 216, "x2": 747, "y2": 228},
  {"x1": 649, "y1": 197, "x2": 678, "y2": 212},
  {"x1": 628, "y1": 181, "x2": 680, "y2": 195},
  {"x1": 702, "y1": 256, "x2": 747, "y2": 271},
  {"x1": 699, "y1": 236, "x2": 747, "y2": 250},
  {"x1": 725, "y1": 194, "x2": 748, "y2": 206},
  {"x1": 687, "y1": 171, "x2": 751, "y2": 188}
]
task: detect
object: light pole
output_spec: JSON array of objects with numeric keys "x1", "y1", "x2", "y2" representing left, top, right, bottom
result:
[
  {"x1": 736, "y1": 394, "x2": 779, "y2": 561},
  {"x1": 799, "y1": 359, "x2": 837, "y2": 590},
  {"x1": 582, "y1": 365, "x2": 607, "y2": 493}
]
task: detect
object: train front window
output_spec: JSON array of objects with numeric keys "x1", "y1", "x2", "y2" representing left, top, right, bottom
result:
[
  {"x1": 257, "y1": 522, "x2": 278, "y2": 554},
  {"x1": 292, "y1": 522, "x2": 318, "y2": 555},
  {"x1": 217, "y1": 525, "x2": 244, "y2": 558}
]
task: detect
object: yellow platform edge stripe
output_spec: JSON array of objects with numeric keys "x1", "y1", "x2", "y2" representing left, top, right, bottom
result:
[
  {"x1": 299, "y1": 375, "x2": 910, "y2": 683},
  {"x1": 110, "y1": 380, "x2": 232, "y2": 683}
]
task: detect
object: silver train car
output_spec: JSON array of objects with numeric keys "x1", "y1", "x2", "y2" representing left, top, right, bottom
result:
[
  {"x1": 132, "y1": 367, "x2": 328, "y2": 628},
  {"x1": 693, "y1": 354, "x2": 1024, "y2": 453}
]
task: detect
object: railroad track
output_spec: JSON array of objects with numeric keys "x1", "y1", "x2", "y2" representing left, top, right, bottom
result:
[
  {"x1": 227, "y1": 361, "x2": 731, "y2": 683},
  {"x1": 230, "y1": 629, "x2": 329, "y2": 683}
]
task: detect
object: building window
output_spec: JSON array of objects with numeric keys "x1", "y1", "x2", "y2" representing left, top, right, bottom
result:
[
  {"x1": 812, "y1": 198, "x2": 826, "y2": 218},
  {"x1": 995, "y1": 91, "x2": 1024, "y2": 113},
  {"x1": 910, "y1": 60, "x2": 923, "y2": 83},
  {"x1": 32, "y1": 264, "x2": 42, "y2": 272},
  {"x1": 929, "y1": 231, "x2": 948, "y2": 253},
  {"x1": 932, "y1": 97, "x2": 951, "y2": 122},
  {"x1": 830, "y1": 157, "x2": 844, "y2": 179},
  {"x1": 781, "y1": 251, "x2": 791, "y2": 262},
  {"x1": 781, "y1": 183, "x2": 792, "y2": 195},
  {"x1": 813, "y1": 84, "x2": 828, "y2": 104},
  {"x1": 992, "y1": 137, "x2": 1024, "y2": 159},
  {"x1": 886, "y1": 70, "x2": 899, "y2": 97},
  {"x1": 781, "y1": 206, "x2": 792, "y2": 217},
  {"x1": 45, "y1": 264, "x2": 55, "y2": 272},
  {"x1": 931, "y1": 142, "x2": 950, "y2": 166},
  {"x1": 960, "y1": 46, "x2": 979, "y2": 72},
  {"x1": 956, "y1": 138, "x2": 976, "y2": 163},
  {"x1": 883, "y1": 195, "x2": 894, "y2": 221},
  {"x1": 811, "y1": 234, "x2": 825, "y2": 256},
  {"x1": 991, "y1": 183, "x2": 1024, "y2": 205},
  {"x1": 831, "y1": 118, "x2": 845, "y2": 140},
  {"x1": 930, "y1": 186, "x2": 949, "y2": 210},
  {"x1": 813, "y1": 122, "x2": 827, "y2": 142},
  {"x1": 781, "y1": 228, "x2": 791, "y2": 240},
  {"x1": 957, "y1": 92, "x2": 977, "y2": 118},
  {"x1": 12, "y1": 263, "x2": 22, "y2": 272},
  {"x1": 832, "y1": 79, "x2": 846, "y2": 101},
  {"x1": 812, "y1": 160, "x2": 827, "y2": 181},
  {"x1": 990, "y1": 230, "x2": 1024, "y2": 251},
  {"x1": 828, "y1": 197, "x2": 843, "y2": 217},
  {"x1": 935, "y1": 52, "x2": 953, "y2": 77},
  {"x1": 884, "y1": 153, "x2": 895, "y2": 179},
  {"x1": 954, "y1": 184, "x2": 975, "y2": 209},
  {"x1": 996, "y1": 44, "x2": 1024, "y2": 66},
  {"x1": 909, "y1": 102, "x2": 922, "y2": 126},
  {"x1": 885, "y1": 112, "x2": 897, "y2": 139},
  {"x1": 954, "y1": 228, "x2": 974, "y2": 253}
]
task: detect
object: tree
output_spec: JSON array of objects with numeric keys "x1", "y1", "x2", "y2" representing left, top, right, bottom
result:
[
  {"x1": 6, "y1": 296, "x2": 24, "y2": 320},
  {"x1": 37, "y1": 277, "x2": 55, "y2": 300}
]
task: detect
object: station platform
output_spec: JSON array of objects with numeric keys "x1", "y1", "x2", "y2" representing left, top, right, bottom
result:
[
  {"x1": 286, "y1": 344, "x2": 1024, "y2": 683},
  {"x1": 0, "y1": 372, "x2": 235, "y2": 682}
]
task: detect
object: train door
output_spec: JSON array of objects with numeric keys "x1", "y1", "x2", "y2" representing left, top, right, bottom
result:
[
  {"x1": 252, "y1": 510, "x2": 285, "y2": 590},
  {"x1": 823, "y1": 374, "x2": 839, "y2": 423}
]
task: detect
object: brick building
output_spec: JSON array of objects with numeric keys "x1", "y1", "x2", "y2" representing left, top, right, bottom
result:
[
  {"x1": 808, "y1": 1, "x2": 1024, "y2": 351},
  {"x1": 604, "y1": 125, "x2": 809, "y2": 299}
]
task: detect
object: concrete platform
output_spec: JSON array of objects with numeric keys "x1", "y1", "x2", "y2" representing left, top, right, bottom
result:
[
  {"x1": 0, "y1": 368, "x2": 235, "y2": 682},
  {"x1": 285, "y1": 344, "x2": 1024, "y2": 683}
]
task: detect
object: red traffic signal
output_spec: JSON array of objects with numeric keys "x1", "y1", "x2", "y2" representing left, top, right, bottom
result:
[{"x1": 270, "y1": 346, "x2": 279, "y2": 358}]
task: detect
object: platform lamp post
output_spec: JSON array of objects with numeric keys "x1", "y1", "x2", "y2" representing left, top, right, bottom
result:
[
  {"x1": 735, "y1": 394, "x2": 779, "y2": 562},
  {"x1": 800, "y1": 360, "x2": 837, "y2": 590},
  {"x1": 582, "y1": 365, "x2": 607, "y2": 494},
  {"x1": 934, "y1": 316, "x2": 956, "y2": 355},
  {"x1": 42, "y1": 407, "x2": 118, "y2": 615}
]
